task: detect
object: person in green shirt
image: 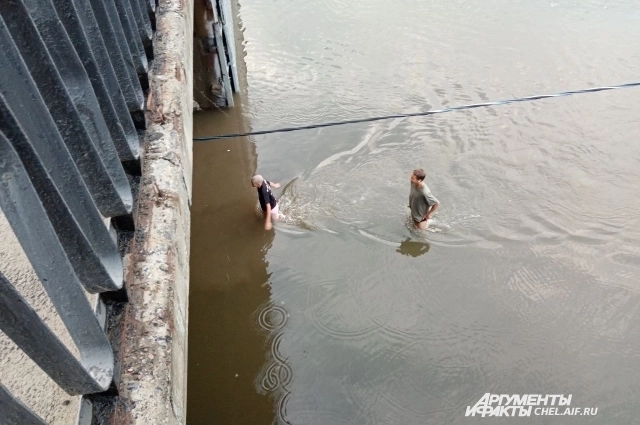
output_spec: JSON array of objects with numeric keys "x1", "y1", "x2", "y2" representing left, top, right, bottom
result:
[{"x1": 408, "y1": 168, "x2": 440, "y2": 230}]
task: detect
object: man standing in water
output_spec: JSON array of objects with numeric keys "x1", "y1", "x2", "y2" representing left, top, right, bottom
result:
[
  {"x1": 409, "y1": 168, "x2": 440, "y2": 229},
  {"x1": 251, "y1": 175, "x2": 281, "y2": 230}
]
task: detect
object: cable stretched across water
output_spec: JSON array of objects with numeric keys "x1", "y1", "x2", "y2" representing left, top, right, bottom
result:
[{"x1": 193, "y1": 81, "x2": 640, "y2": 141}]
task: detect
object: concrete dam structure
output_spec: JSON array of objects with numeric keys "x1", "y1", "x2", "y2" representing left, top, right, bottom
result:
[{"x1": 0, "y1": 0, "x2": 235, "y2": 423}]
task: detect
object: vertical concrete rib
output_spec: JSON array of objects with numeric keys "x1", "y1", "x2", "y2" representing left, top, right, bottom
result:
[
  {"x1": 0, "y1": 131, "x2": 115, "y2": 393},
  {"x1": 114, "y1": 0, "x2": 148, "y2": 75},
  {"x1": 144, "y1": 0, "x2": 156, "y2": 14},
  {"x1": 0, "y1": 0, "x2": 133, "y2": 217},
  {"x1": 0, "y1": 22, "x2": 123, "y2": 293},
  {"x1": 97, "y1": 0, "x2": 146, "y2": 98},
  {"x1": 86, "y1": 0, "x2": 144, "y2": 111},
  {"x1": 128, "y1": 0, "x2": 153, "y2": 58},
  {"x1": 51, "y1": 0, "x2": 140, "y2": 161},
  {"x1": 0, "y1": 273, "x2": 112, "y2": 395},
  {"x1": 0, "y1": 384, "x2": 47, "y2": 425},
  {"x1": 5, "y1": 0, "x2": 133, "y2": 216}
]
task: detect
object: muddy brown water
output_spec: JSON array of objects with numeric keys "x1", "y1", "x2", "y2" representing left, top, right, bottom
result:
[{"x1": 188, "y1": 1, "x2": 640, "y2": 424}]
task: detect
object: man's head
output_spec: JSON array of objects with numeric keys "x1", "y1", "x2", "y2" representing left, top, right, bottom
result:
[
  {"x1": 251, "y1": 175, "x2": 264, "y2": 188},
  {"x1": 410, "y1": 169, "x2": 426, "y2": 185}
]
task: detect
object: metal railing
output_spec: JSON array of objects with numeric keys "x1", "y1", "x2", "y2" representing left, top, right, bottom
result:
[{"x1": 0, "y1": 0, "x2": 155, "y2": 423}]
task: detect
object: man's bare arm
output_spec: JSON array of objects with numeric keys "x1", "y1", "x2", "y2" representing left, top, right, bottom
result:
[
  {"x1": 265, "y1": 204, "x2": 273, "y2": 229},
  {"x1": 424, "y1": 202, "x2": 440, "y2": 220}
]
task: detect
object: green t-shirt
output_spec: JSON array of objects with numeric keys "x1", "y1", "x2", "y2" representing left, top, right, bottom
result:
[{"x1": 409, "y1": 182, "x2": 439, "y2": 222}]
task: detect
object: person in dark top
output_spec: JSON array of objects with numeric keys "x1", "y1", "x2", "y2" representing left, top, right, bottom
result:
[{"x1": 251, "y1": 175, "x2": 281, "y2": 230}]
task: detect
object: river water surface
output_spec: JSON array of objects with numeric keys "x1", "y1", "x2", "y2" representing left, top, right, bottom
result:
[{"x1": 188, "y1": 1, "x2": 640, "y2": 424}]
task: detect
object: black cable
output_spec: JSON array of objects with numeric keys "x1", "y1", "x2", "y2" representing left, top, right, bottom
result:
[{"x1": 193, "y1": 82, "x2": 640, "y2": 141}]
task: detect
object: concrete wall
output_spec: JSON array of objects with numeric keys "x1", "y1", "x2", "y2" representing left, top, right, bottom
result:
[
  {"x1": 0, "y1": 1, "x2": 194, "y2": 423},
  {"x1": 193, "y1": 0, "x2": 218, "y2": 108},
  {"x1": 193, "y1": 0, "x2": 238, "y2": 109},
  {"x1": 106, "y1": 0, "x2": 193, "y2": 423}
]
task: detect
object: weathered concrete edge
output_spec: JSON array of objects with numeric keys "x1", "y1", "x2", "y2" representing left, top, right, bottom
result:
[{"x1": 109, "y1": 0, "x2": 193, "y2": 423}]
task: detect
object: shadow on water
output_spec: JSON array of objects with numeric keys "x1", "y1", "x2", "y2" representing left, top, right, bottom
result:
[
  {"x1": 396, "y1": 238, "x2": 431, "y2": 258},
  {"x1": 187, "y1": 105, "x2": 277, "y2": 424}
]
